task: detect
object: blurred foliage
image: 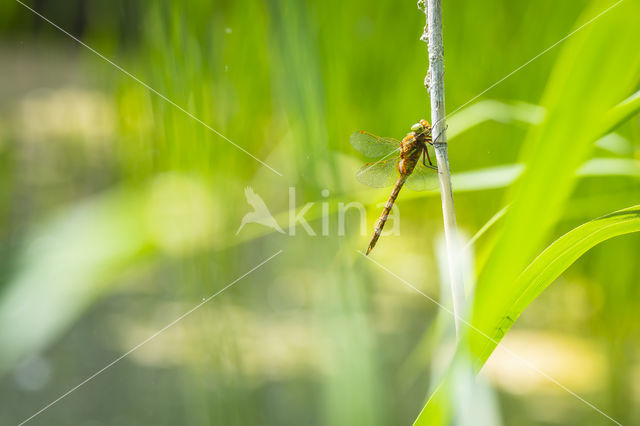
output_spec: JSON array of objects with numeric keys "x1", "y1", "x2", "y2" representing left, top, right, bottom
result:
[{"x1": 0, "y1": 0, "x2": 639, "y2": 425}]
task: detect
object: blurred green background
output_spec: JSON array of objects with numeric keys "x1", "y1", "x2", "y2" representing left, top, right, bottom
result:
[{"x1": 0, "y1": 0, "x2": 639, "y2": 425}]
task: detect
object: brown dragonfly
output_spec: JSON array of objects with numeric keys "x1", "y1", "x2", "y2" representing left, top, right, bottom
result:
[{"x1": 351, "y1": 119, "x2": 439, "y2": 255}]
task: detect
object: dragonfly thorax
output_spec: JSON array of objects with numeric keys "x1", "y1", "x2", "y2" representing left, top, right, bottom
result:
[{"x1": 398, "y1": 134, "x2": 424, "y2": 175}]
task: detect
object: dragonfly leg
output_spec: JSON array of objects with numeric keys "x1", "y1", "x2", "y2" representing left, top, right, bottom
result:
[
  {"x1": 424, "y1": 148, "x2": 438, "y2": 170},
  {"x1": 429, "y1": 123, "x2": 449, "y2": 145}
]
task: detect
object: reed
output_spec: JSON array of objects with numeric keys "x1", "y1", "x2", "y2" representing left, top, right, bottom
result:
[{"x1": 421, "y1": 0, "x2": 466, "y2": 339}]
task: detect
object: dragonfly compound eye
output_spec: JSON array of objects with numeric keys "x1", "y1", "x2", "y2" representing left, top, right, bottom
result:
[{"x1": 411, "y1": 122, "x2": 424, "y2": 133}]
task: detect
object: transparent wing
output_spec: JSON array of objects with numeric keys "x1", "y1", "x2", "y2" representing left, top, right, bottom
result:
[
  {"x1": 405, "y1": 163, "x2": 439, "y2": 191},
  {"x1": 356, "y1": 158, "x2": 399, "y2": 188},
  {"x1": 350, "y1": 131, "x2": 400, "y2": 158}
]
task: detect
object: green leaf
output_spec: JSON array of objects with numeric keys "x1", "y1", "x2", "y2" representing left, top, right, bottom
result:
[
  {"x1": 477, "y1": 205, "x2": 640, "y2": 363},
  {"x1": 415, "y1": 206, "x2": 640, "y2": 425},
  {"x1": 599, "y1": 89, "x2": 640, "y2": 136}
]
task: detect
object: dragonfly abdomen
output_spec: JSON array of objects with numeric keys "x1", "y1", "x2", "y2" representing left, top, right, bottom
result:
[{"x1": 366, "y1": 174, "x2": 408, "y2": 255}]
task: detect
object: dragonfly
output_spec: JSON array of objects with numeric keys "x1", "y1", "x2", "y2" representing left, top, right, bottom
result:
[{"x1": 351, "y1": 119, "x2": 439, "y2": 255}]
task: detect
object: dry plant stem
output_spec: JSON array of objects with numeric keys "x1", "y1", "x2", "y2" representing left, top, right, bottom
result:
[{"x1": 424, "y1": 0, "x2": 465, "y2": 340}]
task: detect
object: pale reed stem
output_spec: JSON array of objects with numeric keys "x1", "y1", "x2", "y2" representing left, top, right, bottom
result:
[{"x1": 423, "y1": 0, "x2": 465, "y2": 340}]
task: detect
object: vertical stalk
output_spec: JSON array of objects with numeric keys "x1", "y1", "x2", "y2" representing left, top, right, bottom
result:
[{"x1": 423, "y1": 0, "x2": 465, "y2": 339}]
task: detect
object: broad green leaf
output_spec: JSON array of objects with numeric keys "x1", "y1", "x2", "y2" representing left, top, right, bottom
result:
[
  {"x1": 476, "y1": 205, "x2": 640, "y2": 363},
  {"x1": 415, "y1": 205, "x2": 640, "y2": 425},
  {"x1": 415, "y1": 379, "x2": 452, "y2": 426}
]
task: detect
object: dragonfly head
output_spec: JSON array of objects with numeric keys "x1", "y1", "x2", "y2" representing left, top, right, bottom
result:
[
  {"x1": 411, "y1": 119, "x2": 432, "y2": 137},
  {"x1": 411, "y1": 121, "x2": 426, "y2": 135}
]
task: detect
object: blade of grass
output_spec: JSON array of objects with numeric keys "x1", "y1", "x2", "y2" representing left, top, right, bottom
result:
[
  {"x1": 415, "y1": 205, "x2": 640, "y2": 425},
  {"x1": 477, "y1": 205, "x2": 640, "y2": 362},
  {"x1": 599, "y1": 89, "x2": 640, "y2": 136}
]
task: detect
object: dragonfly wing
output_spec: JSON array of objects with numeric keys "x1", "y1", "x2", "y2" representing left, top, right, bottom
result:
[
  {"x1": 350, "y1": 131, "x2": 400, "y2": 158},
  {"x1": 405, "y1": 163, "x2": 439, "y2": 191},
  {"x1": 356, "y1": 158, "x2": 399, "y2": 188}
]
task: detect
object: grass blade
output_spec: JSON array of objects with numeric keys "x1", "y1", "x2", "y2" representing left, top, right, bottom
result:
[{"x1": 477, "y1": 205, "x2": 640, "y2": 363}]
